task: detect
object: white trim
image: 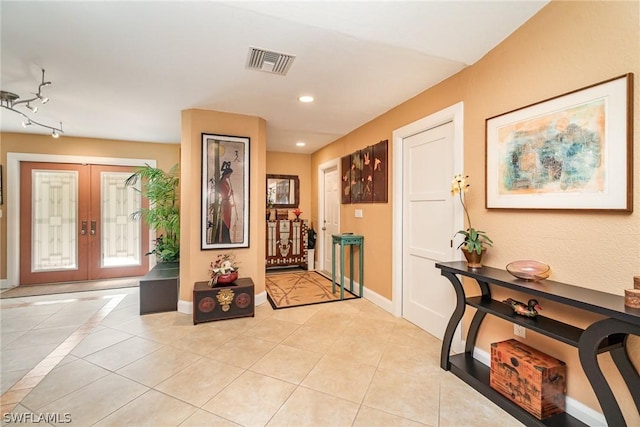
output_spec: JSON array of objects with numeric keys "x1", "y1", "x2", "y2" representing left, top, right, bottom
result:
[
  {"x1": 392, "y1": 102, "x2": 464, "y2": 354},
  {"x1": 177, "y1": 299, "x2": 193, "y2": 314},
  {"x1": 6, "y1": 153, "x2": 156, "y2": 287},
  {"x1": 360, "y1": 284, "x2": 395, "y2": 315},
  {"x1": 316, "y1": 158, "x2": 340, "y2": 274},
  {"x1": 473, "y1": 347, "x2": 606, "y2": 427}
]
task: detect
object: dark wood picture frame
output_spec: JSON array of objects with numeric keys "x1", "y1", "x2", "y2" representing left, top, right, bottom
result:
[
  {"x1": 266, "y1": 174, "x2": 300, "y2": 208},
  {"x1": 201, "y1": 133, "x2": 250, "y2": 249}
]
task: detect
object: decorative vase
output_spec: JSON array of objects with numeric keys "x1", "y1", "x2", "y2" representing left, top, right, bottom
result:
[
  {"x1": 209, "y1": 271, "x2": 239, "y2": 287},
  {"x1": 462, "y1": 247, "x2": 485, "y2": 268}
]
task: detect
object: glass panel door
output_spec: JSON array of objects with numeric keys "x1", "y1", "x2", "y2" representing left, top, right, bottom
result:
[
  {"x1": 89, "y1": 164, "x2": 149, "y2": 279},
  {"x1": 20, "y1": 162, "x2": 90, "y2": 284},
  {"x1": 20, "y1": 162, "x2": 149, "y2": 285}
]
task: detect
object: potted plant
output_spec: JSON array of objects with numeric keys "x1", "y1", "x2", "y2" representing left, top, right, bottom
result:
[
  {"x1": 125, "y1": 163, "x2": 180, "y2": 263},
  {"x1": 451, "y1": 174, "x2": 493, "y2": 267}
]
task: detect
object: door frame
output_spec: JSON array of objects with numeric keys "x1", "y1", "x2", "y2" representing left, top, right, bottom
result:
[
  {"x1": 317, "y1": 157, "x2": 340, "y2": 275},
  {"x1": 392, "y1": 102, "x2": 464, "y2": 318},
  {"x1": 6, "y1": 152, "x2": 156, "y2": 288}
]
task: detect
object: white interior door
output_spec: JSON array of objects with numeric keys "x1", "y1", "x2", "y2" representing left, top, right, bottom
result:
[
  {"x1": 402, "y1": 121, "x2": 459, "y2": 339},
  {"x1": 319, "y1": 164, "x2": 340, "y2": 277}
]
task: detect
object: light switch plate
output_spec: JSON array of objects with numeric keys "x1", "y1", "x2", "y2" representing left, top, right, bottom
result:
[{"x1": 354, "y1": 209, "x2": 363, "y2": 218}]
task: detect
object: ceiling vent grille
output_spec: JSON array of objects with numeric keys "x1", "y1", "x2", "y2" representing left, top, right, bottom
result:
[{"x1": 246, "y1": 46, "x2": 295, "y2": 76}]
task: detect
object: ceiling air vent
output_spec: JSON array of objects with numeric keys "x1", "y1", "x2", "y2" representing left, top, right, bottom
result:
[{"x1": 246, "y1": 46, "x2": 295, "y2": 76}]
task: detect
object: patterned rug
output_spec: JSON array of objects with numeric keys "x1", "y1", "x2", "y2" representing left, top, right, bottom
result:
[
  {"x1": 265, "y1": 271, "x2": 358, "y2": 309},
  {"x1": 0, "y1": 277, "x2": 141, "y2": 299}
]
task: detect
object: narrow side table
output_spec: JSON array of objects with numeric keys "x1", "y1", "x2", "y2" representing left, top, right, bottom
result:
[{"x1": 331, "y1": 234, "x2": 364, "y2": 299}]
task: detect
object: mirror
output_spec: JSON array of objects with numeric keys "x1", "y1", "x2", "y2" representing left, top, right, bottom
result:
[{"x1": 266, "y1": 174, "x2": 299, "y2": 208}]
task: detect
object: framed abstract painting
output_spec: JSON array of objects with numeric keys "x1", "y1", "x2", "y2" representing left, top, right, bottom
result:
[
  {"x1": 486, "y1": 73, "x2": 633, "y2": 211},
  {"x1": 201, "y1": 133, "x2": 250, "y2": 249}
]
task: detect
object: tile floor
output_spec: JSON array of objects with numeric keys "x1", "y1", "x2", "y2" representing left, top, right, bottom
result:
[{"x1": 1, "y1": 286, "x2": 524, "y2": 426}]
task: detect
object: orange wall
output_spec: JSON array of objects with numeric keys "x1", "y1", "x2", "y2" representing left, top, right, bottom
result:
[
  {"x1": 0, "y1": 132, "x2": 180, "y2": 281},
  {"x1": 179, "y1": 109, "x2": 267, "y2": 303},
  {"x1": 311, "y1": 0, "x2": 639, "y2": 420},
  {"x1": 266, "y1": 151, "x2": 312, "y2": 223}
]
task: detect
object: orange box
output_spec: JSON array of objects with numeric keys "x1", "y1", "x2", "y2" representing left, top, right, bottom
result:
[{"x1": 490, "y1": 339, "x2": 566, "y2": 419}]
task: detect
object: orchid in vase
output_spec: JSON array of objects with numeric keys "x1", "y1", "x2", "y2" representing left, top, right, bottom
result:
[
  {"x1": 208, "y1": 253, "x2": 240, "y2": 286},
  {"x1": 451, "y1": 174, "x2": 493, "y2": 255}
]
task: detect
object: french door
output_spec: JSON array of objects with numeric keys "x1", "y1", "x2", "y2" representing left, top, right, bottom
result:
[{"x1": 19, "y1": 162, "x2": 149, "y2": 285}]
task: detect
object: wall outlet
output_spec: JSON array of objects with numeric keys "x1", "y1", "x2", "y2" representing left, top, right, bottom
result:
[
  {"x1": 354, "y1": 209, "x2": 363, "y2": 218},
  {"x1": 514, "y1": 324, "x2": 526, "y2": 338}
]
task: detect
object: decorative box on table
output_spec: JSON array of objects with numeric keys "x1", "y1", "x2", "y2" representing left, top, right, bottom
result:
[
  {"x1": 490, "y1": 339, "x2": 566, "y2": 419},
  {"x1": 193, "y1": 278, "x2": 254, "y2": 324}
]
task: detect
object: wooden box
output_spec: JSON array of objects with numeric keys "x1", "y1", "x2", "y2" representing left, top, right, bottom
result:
[
  {"x1": 490, "y1": 339, "x2": 566, "y2": 419},
  {"x1": 193, "y1": 278, "x2": 254, "y2": 324}
]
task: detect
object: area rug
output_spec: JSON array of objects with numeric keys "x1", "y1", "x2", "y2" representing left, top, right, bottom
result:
[
  {"x1": 265, "y1": 271, "x2": 358, "y2": 310},
  {"x1": 0, "y1": 277, "x2": 141, "y2": 299}
]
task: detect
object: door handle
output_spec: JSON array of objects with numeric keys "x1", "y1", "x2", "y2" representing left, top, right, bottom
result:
[
  {"x1": 81, "y1": 221, "x2": 87, "y2": 236},
  {"x1": 90, "y1": 220, "x2": 96, "y2": 236}
]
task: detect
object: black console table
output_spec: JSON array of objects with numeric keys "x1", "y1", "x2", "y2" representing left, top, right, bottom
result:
[{"x1": 436, "y1": 261, "x2": 640, "y2": 427}]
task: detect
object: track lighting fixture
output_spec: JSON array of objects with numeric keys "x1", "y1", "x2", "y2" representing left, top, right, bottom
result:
[{"x1": 0, "y1": 69, "x2": 64, "y2": 137}]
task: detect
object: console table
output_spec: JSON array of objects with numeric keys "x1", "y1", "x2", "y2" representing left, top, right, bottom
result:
[
  {"x1": 436, "y1": 261, "x2": 640, "y2": 427},
  {"x1": 331, "y1": 234, "x2": 363, "y2": 300}
]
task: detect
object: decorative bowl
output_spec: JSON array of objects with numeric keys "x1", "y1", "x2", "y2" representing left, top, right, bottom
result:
[
  {"x1": 506, "y1": 260, "x2": 550, "y2": 281},
  {"x1": 212, "y1": 271, "x2": 239, "y2": 286}
]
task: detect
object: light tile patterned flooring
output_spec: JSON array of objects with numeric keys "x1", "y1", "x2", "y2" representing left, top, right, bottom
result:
[{"x1": 0, "y1": 286, "x2": 524, "y2": 426}]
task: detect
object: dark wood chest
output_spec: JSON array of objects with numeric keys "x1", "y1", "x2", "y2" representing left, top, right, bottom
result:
[{"x1": 193, "y1": 278, "x2": 254, "y2": 324}]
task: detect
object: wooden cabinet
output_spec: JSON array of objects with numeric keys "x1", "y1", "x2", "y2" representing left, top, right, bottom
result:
[
  {"x1": 265, "y1": 219, "x2": 308, "y2": 268},
  {"x1": 436, "y1": 261, "x2": 640, "y2": 427},
  {"x1": 193, "y1": 278, "x2": 254, "y2": 324}
]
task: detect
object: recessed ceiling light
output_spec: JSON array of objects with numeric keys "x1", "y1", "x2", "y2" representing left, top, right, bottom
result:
[
  {"x1": 296, "y1": 142, "x2": 306, "y2": 147},
  {"x1": 298, "y1": 95, "x2": 314, "y2": 103}
]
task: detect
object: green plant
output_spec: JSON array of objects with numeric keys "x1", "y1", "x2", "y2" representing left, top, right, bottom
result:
[
  {"x1": 451, "y1": 174, "x2": 493, "y2": 255},
  {"x1": 125, "y1": 164, "x2": 180, "y2": 263}
]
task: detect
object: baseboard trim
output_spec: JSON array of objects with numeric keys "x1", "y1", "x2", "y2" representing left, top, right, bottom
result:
[{"x1": 472, "y1": 347, "x2": 606, "y2": 427}]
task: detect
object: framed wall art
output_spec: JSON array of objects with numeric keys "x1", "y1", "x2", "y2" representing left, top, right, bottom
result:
[
  {"x1": 201, "y1": 133, "x2": 250, "y2": 249},
  {"x1": 486, "y1": 73, "x2": 633, "y2": 211},
  {"x1": 341, "y1": 139, "x2": 388, "y2": 204}
]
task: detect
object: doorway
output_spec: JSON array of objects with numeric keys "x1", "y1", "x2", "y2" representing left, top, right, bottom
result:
[
  {"x1": 317, "y1": 159, "x2": 340, "y2": 277},
  {"x1": 19, "y1": 162, "x2": 149, "y2": 285},
  {"x1": 392, "y1": 102, "x2": 464, "y2": 347},
  {"x1": 6, "y1": 153, "x2": 156, "y2": 288}
]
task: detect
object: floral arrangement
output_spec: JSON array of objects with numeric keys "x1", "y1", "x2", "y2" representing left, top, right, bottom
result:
[
  {"x1": 209, "y1": 253, "x2": 239, "y2": 277},
  {"x1": 293, "y1": 208, "x2": 302, "y2": 218},
  {"x1": 451, "y1": 174, "x2": 493, "y2": 255}
]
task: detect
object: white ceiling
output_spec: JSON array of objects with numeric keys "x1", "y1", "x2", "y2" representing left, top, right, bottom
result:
[{"x1": 1, "y1": 1, "x2": 548, "y2": 154}]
